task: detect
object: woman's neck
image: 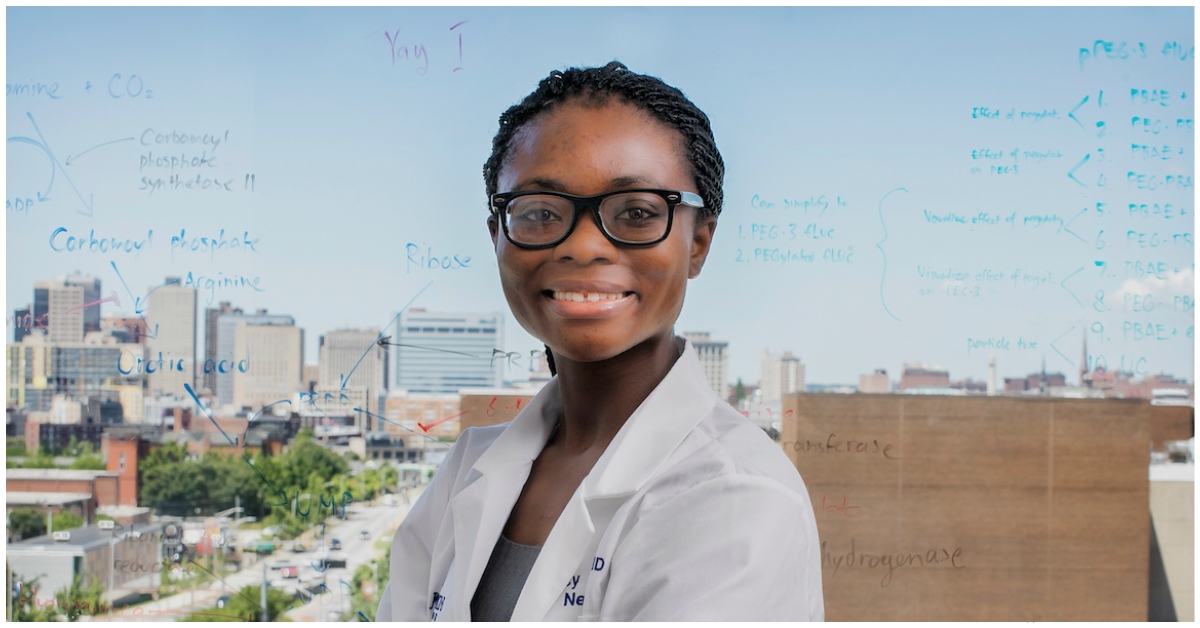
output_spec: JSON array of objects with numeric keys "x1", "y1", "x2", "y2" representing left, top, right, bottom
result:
[{"x1": 549, "y1": 332, "x2": 682, "y2": 455}]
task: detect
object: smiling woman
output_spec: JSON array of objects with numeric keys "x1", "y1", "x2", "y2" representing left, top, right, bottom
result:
[{"x1": 377, "y1": 61, "x2": 824, "y2": 622}]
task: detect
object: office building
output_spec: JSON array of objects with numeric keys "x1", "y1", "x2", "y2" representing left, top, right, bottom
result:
[
  {"x1": 103, "y1": 315, "x2": 149, "y2": 344},
  {"x1": 681, "y1": 332, "x2": 728, "y2": 396},
  {"x1": 6, "y1": 333, "x2": 144, "y2": 413},
  {"x1": 859, "y1": 369, "x2": 891, "y2": 394},
  {"x1": 143, "y1": 279, "x2": 196, "y2": 397},
  {"x1": 319, "y1": 329, "x2": 385, "y2": 397},
  {"x1": 394, "y1": 310, "x2": 503, "y2": 393},
  {"x1": 34, "y1": 279, "x2": 85, "y2": 344},
  {"x1": 317, "y1": 328, "x2": 386, "y2": 429},
  {"x1": 64, "y1": 273, "x2": 102, "y2": 335},
  {"x1": 898, "y1": 361, "x2": 950, "y2": 391},
  {"x1": 232, "y1": 322, "x2": 303, "y2": 411},
  {"x1": 761, "y1": 349, "x2": 806, "y2": 403},
  {"x1": 12, "y1": 307, "x2": 31, "y2": 343},
  {"x1": 207, "y1": 307, "x2": 295, "y2": 407},
  {"x1": 203, "y1": 302, "x2": 237, "y2": 395}
]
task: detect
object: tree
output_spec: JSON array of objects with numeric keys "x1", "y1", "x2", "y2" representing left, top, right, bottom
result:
[
  {"x1": 735, "y1": 378, "x2": 747, "y2": 403},
  {"x1": 10, "y1": 574, "x2": 108, "y2": 621},
  {"x1": 349, "y1": 541, "x2": 391, "y2": 621},
  {"x1": 51, "y1": 510, "x2": 85, "y2": 533},
  {"x1": 179, "y1": 585, "x2": 294, "y2": 622},
  {"x1": 8, "y1": 507, "x2": 46, "y2": 540}
]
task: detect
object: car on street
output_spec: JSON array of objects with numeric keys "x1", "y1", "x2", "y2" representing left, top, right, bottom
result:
[
  {"x1": 359, "y1": 530, "x2": 370, "y2": 540},
  {"x1": 329, "y1": 538, "x2": 342, "y2": 550}
]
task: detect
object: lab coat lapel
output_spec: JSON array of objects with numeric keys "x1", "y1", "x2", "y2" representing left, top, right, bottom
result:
[
  {"x1": 512, "y1": 339, "x2": 717, "y2": 620},
  {"x1": 587, "y1": 339, "x2": 717, "y2": 496},
  {"x1": 510, "y1": 487, "x2": 595, "y2": 621},
  {"x1": 444, "y1": 380, "x2": 561, "y2": 621}
]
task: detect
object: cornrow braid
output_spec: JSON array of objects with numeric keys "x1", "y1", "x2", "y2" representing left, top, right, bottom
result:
[{"x1": 482, "y1": 60, "x2": 725, "y2": 220}]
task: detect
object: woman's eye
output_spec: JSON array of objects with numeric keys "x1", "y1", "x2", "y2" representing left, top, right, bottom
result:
[
  {"x1": 619, "y1": 206, "x2": 658, "y2": 221},
  {"x1": 515, "y1": 208, "x2": 560, "y2": 222}
]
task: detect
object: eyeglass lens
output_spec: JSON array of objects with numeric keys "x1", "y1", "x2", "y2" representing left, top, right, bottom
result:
[{"x1": 504, "y1": 192, "x2": 670, "y2": 245}]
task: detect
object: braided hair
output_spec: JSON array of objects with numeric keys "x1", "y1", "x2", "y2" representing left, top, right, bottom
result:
[{"x1": 484, "y1": 61, "x2": 725, "y2": 377}]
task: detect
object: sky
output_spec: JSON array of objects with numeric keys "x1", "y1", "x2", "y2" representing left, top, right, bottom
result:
[{"x1": 6, "y1": 6, "x2": 1195, "y2": 387}]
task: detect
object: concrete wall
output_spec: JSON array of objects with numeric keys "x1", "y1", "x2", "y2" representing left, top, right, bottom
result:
[
  {"x1": 781, "y1": 393, "x2": 1150, "y2": 621},
  {"x1": 8, "y1": 552, "x2": 77, "y2": 603},
  {"x1": 1150, "y1": 474, "x2": 1194, "y2": 621}
]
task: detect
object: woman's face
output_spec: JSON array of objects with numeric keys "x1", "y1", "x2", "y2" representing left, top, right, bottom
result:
[{"x1": 490, "y1": 98, "x2": 716, "y2": 363}]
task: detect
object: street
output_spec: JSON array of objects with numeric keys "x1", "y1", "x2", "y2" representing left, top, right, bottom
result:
[{"x1": 82, "y1": 484, "x2": 422, "y2": 622}]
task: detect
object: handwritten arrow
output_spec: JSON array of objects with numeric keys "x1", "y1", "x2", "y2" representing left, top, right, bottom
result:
[
  {"x1": 353, "y1": 407, "x2": 452, "y2": 448},
  {"x1": 7, "y1": 134, "x2": 55, "y2": 202},
  {"x1": 1067, "y1": 154, "x2": 1090, "y2": 187},
  {"x1": 62, "y1": 290, "x2": 121, "y2": 314},
  {"x1": 23, "y1": 113, "x2": 94, "y2": 216},
  {"x1": 1068, "y1": 95, "x2": 1089, "y2": 130},
  {"x1": 1059, "y1": 207, "x2": 1087, "y2": 243},
  {"x1": 340, "y1": 281, "x2": 432, "y2": 390},
  {"x1": 1059, "y1": 266, "x2": 1086, "y2": 308},
  {"x1": 184, "y1": 383, "x2": 238, "y2": 446},
  {"x1": 418, "y1": 409, "x2": 470, "y2": 433},
  {"x1": 64, "y1": 136, "x2": 135, "y2": 166},
  {"x1": 375, "y1": 337, "x2": 481, "y2": 358},
  {"x1": 1049, "y1": 325, "x2": 1076, "y2": 367},
  {"x1": 108, "y1": 261, "x2": 162, "y2": 340},
  {"x1": 135, "y1": 277, "x2": 183, "y2": 314}
]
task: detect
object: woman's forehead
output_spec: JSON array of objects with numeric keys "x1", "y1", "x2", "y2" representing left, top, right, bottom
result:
[{"x1": 499, "y1": 100, "x2": 691, "y2": 193}]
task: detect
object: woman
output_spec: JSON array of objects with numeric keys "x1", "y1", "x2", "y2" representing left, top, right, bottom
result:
[{"x1": 377, "y1": 61, "x2": 823, "y2": 621}]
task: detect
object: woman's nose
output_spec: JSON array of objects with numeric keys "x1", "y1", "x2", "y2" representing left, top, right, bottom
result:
[{"x1": 553, "y1": 208, "x2": 616, "y2": 262}]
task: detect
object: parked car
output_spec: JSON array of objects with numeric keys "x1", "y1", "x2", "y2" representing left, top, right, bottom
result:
[
  {"x1": 329, "y1": 538, "x2": 342, "y2": 550},
  {"x1": 279, "y1": 565, "x2": 299, "y2": 579},
  {"x1": 359, "y1": 530, "x2": 370, "y2": 540}
]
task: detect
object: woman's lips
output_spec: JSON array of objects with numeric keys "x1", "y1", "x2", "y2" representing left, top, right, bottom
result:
[{"x1": 543, "y1": 290, "x2": 636, "y2": 319}]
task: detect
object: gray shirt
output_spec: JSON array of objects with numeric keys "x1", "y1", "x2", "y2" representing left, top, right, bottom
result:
[{"x1": 469, "y1": 534, "x2": 543, "y2": 622}]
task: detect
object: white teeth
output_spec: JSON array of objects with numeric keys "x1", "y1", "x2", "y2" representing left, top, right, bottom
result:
[{"x1": 553, "y1": 291, "x2": 625, "y2": 303}]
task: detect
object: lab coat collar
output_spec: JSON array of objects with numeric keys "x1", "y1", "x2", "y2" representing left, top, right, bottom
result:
[{"x1": 450, "y1": 337, "x2": 718, "y2": 620}]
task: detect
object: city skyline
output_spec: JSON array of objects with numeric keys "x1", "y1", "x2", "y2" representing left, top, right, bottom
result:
[
  {"x1": 6, "y1": 7, "x2": 1194, "y2": 391},
  {"x1": 11, "y1": 277, "x2": 1191, "y2": 394}
]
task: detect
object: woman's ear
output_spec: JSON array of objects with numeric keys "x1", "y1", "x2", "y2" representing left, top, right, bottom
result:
[
  {"x1": 487, "y1": 214, "x2": 500, "y2": 249},
  {"x1": 688, "y1": 214, "x2": 717, "y2": 279}
]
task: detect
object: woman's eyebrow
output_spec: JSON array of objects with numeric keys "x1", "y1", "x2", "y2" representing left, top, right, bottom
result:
[{"x1": 512, "y1": 175, "x2": 660, "y2": 192}]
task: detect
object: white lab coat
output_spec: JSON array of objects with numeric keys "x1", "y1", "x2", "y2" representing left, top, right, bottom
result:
[{"x1": 377, "y1": 338, "x2": 824, "y2": 621}]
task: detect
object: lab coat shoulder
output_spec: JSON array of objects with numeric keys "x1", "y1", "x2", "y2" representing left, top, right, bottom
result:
[
  {"x1": 600, "y1": 403, "x2": 824, "y2": 621},
  {"x1": 375, "y1": 423, "x2": 509, "y2": 621}
]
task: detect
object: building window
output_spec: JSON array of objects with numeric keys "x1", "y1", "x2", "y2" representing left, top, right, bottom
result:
[{"x1": 119, "y1": 453, "x2": 126, "y2": 472}]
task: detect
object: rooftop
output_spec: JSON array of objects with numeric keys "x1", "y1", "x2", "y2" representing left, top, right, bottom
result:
[
  {"x1": 6, "y1": 491, "x2": 92, "y2": 506},
  {"x1": 11, "y1": 522, "x2": 165, "y2": 553},
  {"x1": 6, "y1": 469, "x2": 117, "y2": 481}
]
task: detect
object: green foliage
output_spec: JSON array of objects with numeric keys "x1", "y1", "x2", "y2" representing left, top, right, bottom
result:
[
  {"x1": 8, "y1": 507, "x2": 46, "y2": 540},
  {"x1": 6, "y1": 436, "x2": 26, "y2": 457},
  {"x1": 51, "y1": 510, "x2": 85, "y2": 533},
  {"x1": 11, "y1": 574, "x2": 108, "y2": 621},
  {"x1": 735, "y1": 378, "x2": 747, "y2": 402},
  {"x1": 16, "y1": 452, "x2": 60, "y2": 469},
  {"x1": 139, "y1": 445, "x2": 265, "y2": 517},
  {"x1": 348, "y1": 541, "x2": 391, "y2": 621},
  {"x1": 69, "y1": 451, "x2": 106, "y2": 470},
  {"x1": 179, "y1": 585, "x2": 295, "y2": 622},
  {"x1": 9, "y1": 574, "x2": 55, "y2": 621}
]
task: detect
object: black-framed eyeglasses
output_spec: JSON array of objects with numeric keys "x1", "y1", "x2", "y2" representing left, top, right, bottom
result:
[{"x1": 490, "y1": 188, "x2": 705, "y2": 249}]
